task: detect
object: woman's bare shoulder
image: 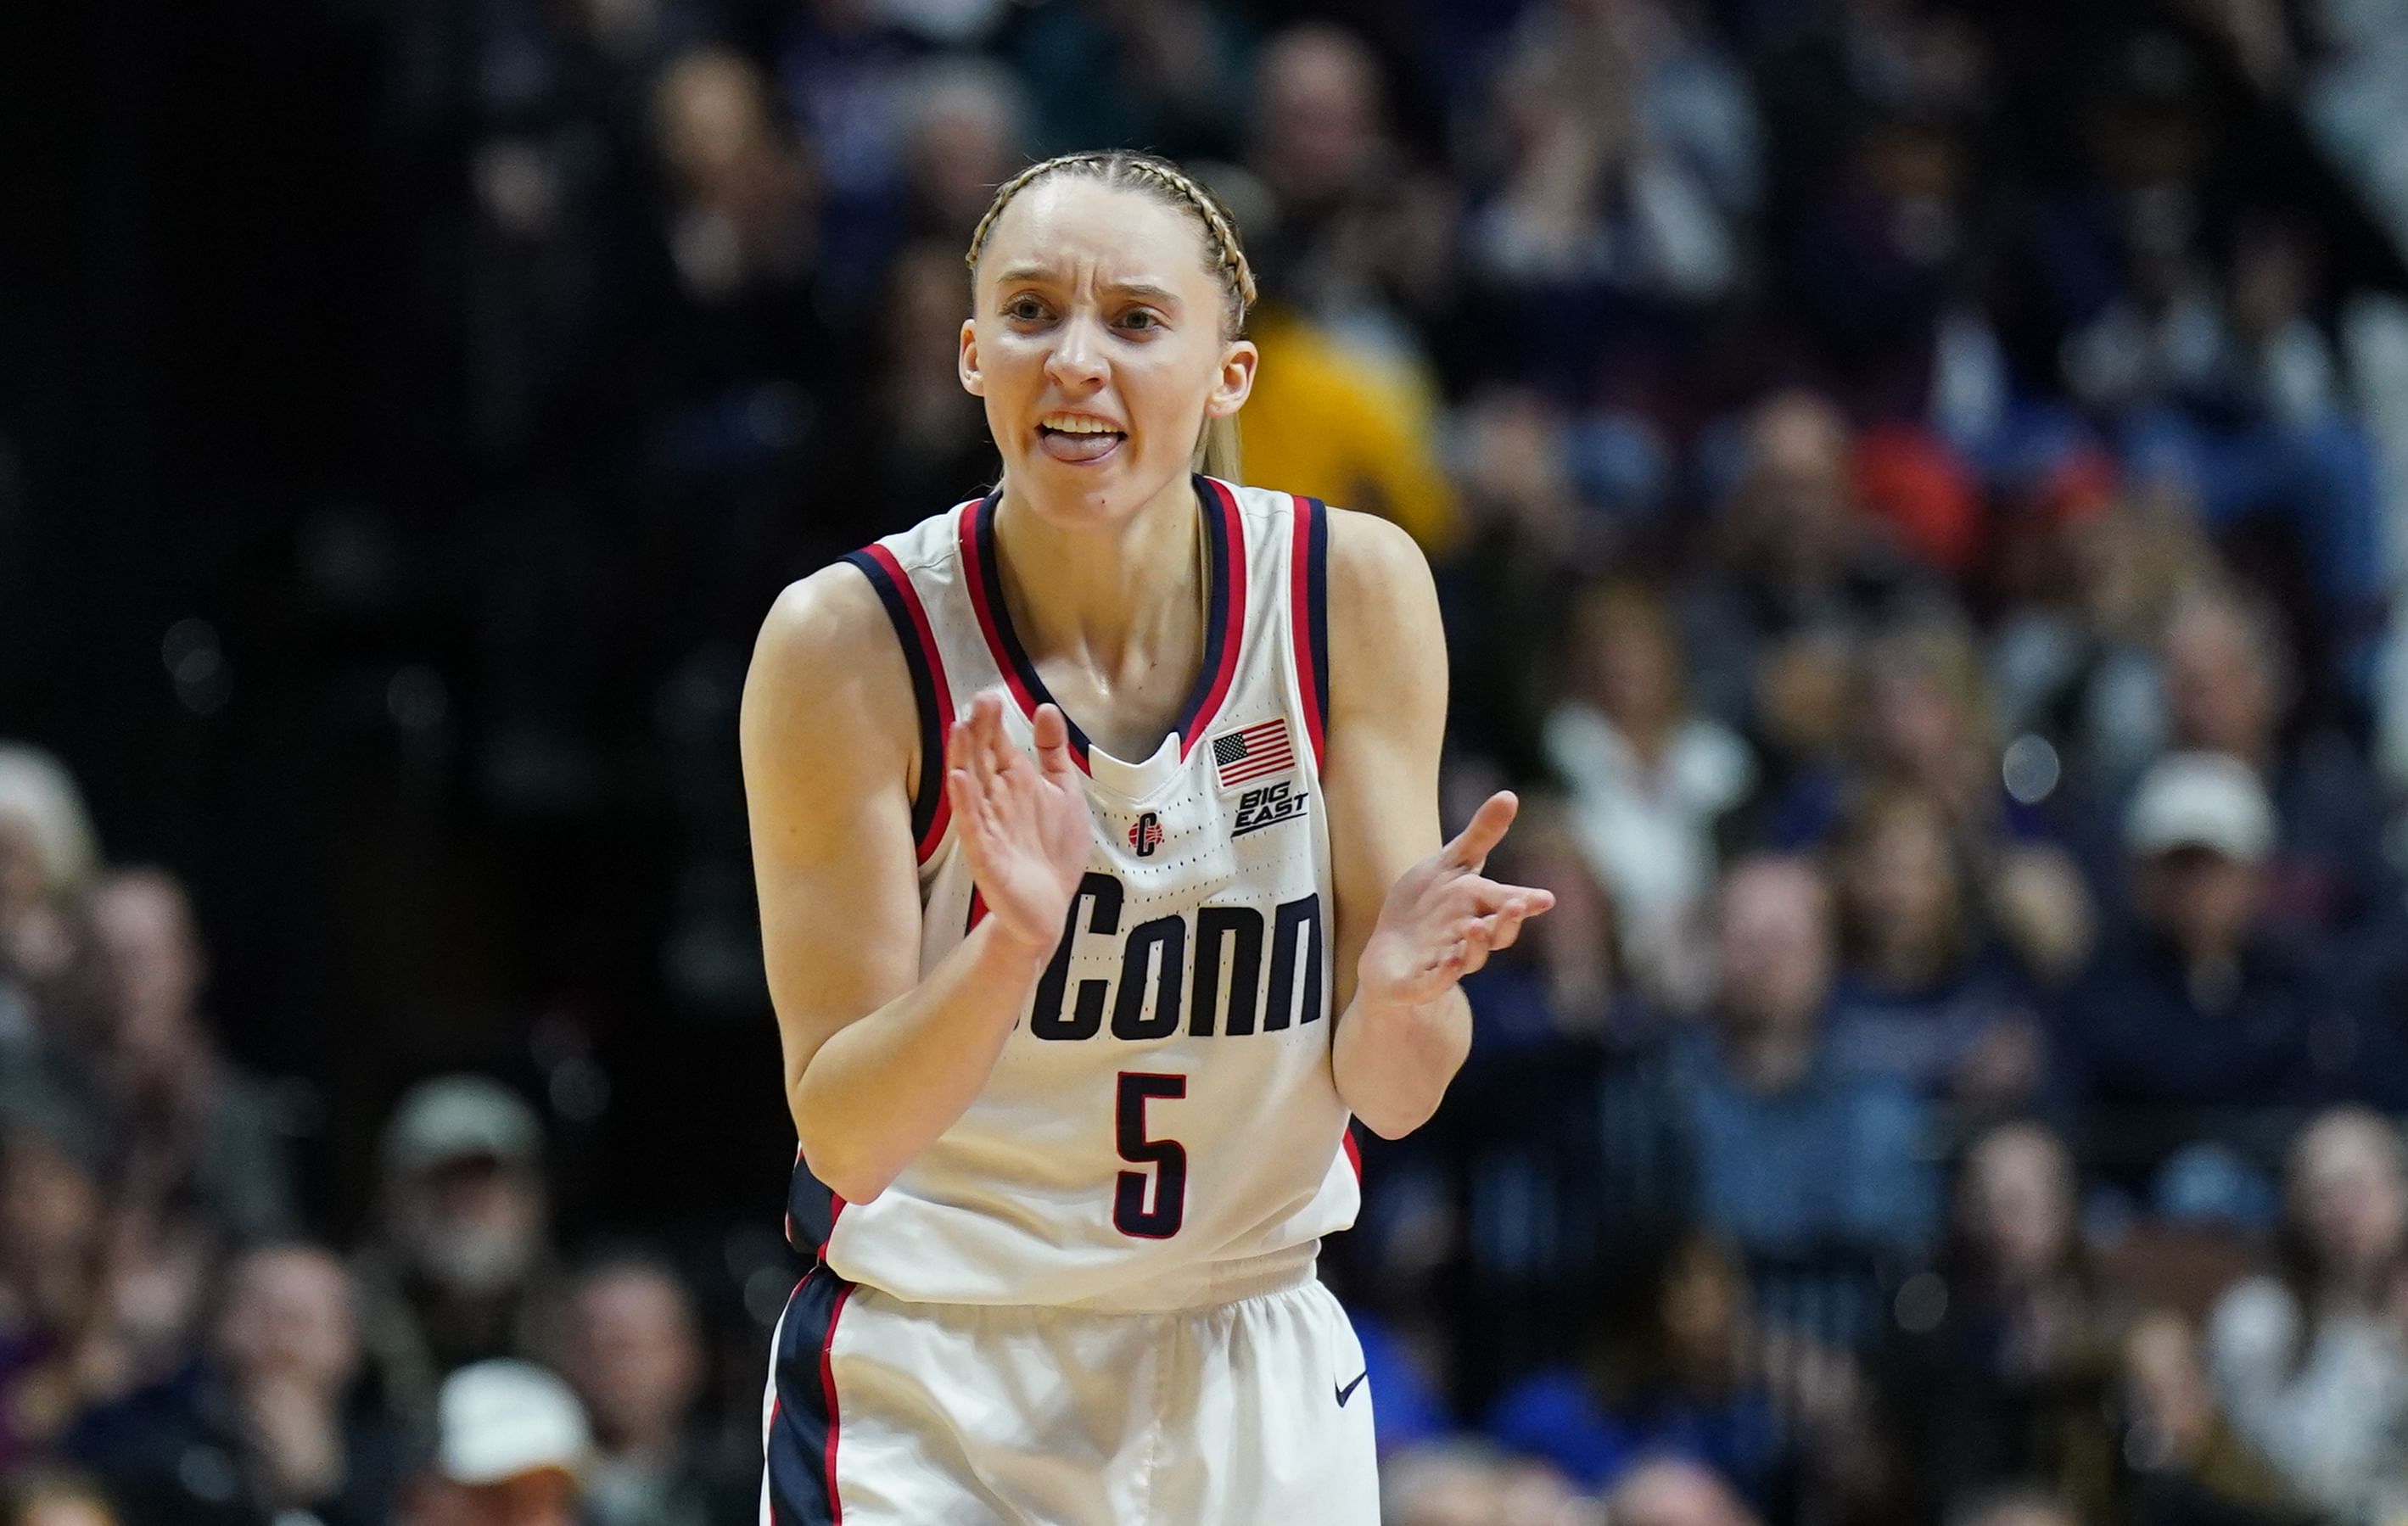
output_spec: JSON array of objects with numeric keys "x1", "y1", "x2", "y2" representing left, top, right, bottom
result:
[{"x1": 744, "y1": 562, "x2": 918, "y2": 787}]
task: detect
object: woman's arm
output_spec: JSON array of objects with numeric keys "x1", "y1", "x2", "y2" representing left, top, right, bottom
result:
[
  {"x1": 1323, "y1": 511, "x2": 1554, "y2": 1138},
  {"x1": 742, "y1": 568, "x2": 1088, "y2": 1205}
]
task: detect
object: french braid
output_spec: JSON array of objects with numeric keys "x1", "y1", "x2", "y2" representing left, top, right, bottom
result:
[{"x1": 963, "y1": 152, "x2": 1257, "y2": 338}]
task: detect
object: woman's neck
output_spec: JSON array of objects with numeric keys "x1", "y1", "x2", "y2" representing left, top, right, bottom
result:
[{"x1": 992, "y1": 475, "x2": 1207, "y2": 743}]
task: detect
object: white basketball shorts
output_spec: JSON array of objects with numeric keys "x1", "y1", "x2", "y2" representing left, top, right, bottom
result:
[{"x1": 760, "y1": 1260, "x2": 1380, "y2": 1524}]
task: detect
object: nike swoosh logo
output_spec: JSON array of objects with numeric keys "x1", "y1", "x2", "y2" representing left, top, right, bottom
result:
[{"x1": 1335, "y1": 1371, "x2": 1367, "y2": 1406}]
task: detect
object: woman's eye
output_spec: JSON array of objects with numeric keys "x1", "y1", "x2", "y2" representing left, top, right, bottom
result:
[
  {"x1": 1006, "y1": 298, "x2": 1048, "y2": 321},
  {"x1": 1118, "y1": 310, "x2": 1162, "y2": 332}
]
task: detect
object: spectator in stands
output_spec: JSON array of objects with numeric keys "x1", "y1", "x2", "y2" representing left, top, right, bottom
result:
[
  {"x1": 2206, "y1": 1108, "x2": 2408, "y2": 1523},
  {"x1": 1238, "y1": 297, "x2": 1459, "y2": 551},
  {"x1": 397, "y1": 1360, "x2": 588, "y2": 1526},
  {"x1": 0, "y1": 1472, "x2": 119, "y2": 1526},
  {"x1": 1433, "y1": 390, "x2": 1592, "y2": 772},
  {"x1": 1673, "y1": 856, "x2": 1936, "y2": 1263},
  {"x1": 1989, "y1": 474, "x2": 2209, "y2": 787},
  {"x1": 1543, "y1": 579, "x2": 1753, "y2": 1010},
  {"x1": 770, "y1": 0, "x2": 919, "y2": 296},
  {"x1": 2153, "y1": 586, "x2": 2402, "y2": 984},
  {"x1": 1679, "y1": 393, "x2": 1937, "y2": 738},
  {"x1": 1823, "y1": 789, "x2": 2049, "y2": 1110},
  {"x1": 1236, "y1": 26, "x2": 1461, "y2": 551},
  {"x1": 1486, "y1": 1232, "x2": 1784, "y2": 1503},
  {"x1": 648, "y1": 43, "x2": 824, "y2": 365},
  {"x1": 1244, "y1": 24, "x2": 1393, "y2": 273},
  {"x1": 1463, "y1": 0, "x2": 1750, "y2": 312},
  {"x1": 2055, "y1": 752, "x2": 2324, "y2": 1121},
  {"x1": 2070, "y1": 213, "x2": 2389, "y2": 678},
  {"x1": 84, "y1": 869, "x2": 296, "y2": 1244},
  {"x1": 2120, "y1": 1310, "x2": 2300, "y2": 1525},
  {"x1": 0, "y1": 1112, "x2": 110, "y2": 1473},
  {"x1": 0, "y1": 745, "x2": 100, "y2": 1047},
  {"x1": 560, "y1": 1253, "x2": 749, "y2": 1526},
  {"x1": 77, "y1": 1241, "x2": 405, "y2": 1526},
  {"x1": 647, "y1": 44, "x2": 826, "y2": 367},
  {"x1": 1878, "y1": 1123, "x2": 2126, "y2": 1520},
  {"x1": 1605, "y1": 1456, "x2": 1763, "y2": 1526},
  {"x1": 355, "y1": 1077, "x2": 563, "y2": 1426},
  {"x1": 896, "y1": 58, "x2": 1028, "y2": 250},
  {"x1": 1768, "y1": 618, "x2": 2107, "y2": 1004}
]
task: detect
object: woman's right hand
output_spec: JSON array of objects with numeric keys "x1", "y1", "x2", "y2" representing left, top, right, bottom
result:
[{"x1": 945, "y1": 692, "x2": 1090, "y2": 955}]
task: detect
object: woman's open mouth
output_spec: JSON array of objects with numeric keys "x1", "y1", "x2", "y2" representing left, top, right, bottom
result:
[{"x1": 1037, "y1": 415, "x2": 1125, "y2": 465}]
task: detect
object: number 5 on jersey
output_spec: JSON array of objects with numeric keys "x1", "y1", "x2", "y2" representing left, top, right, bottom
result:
[{"x1": 1113, "y1": 1073, "x2": 1186, "y2": 1238}]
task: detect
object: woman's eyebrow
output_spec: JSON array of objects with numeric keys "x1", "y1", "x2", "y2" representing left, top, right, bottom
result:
[
  {"x1": 990, "y1": 265, "x2": 1182, "y2": 306},
  {"x1": 1105, "y1": 281, "x2": 1182, "y2": 305}
]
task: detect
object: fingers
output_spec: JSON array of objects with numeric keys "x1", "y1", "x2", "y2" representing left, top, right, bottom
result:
[
  {"x1": 1456, "y1": 876, "x2": 1557, "y2": 920},
  {"x1": 946, "y1": 767, "x2": 986, "y2": 860},
  {"x1": 1444, "y1": 791, "x2": 1521, "y2": 871},
  {"x1": 1448, "y1": 917, "x2": 1500, "y2": 980},
  {"x1": 1030, "y1": 703, "x2": 1078, "y2": 780},
  {"x1": 944, "y1": 714, "x2": 986, "y2": 844},
  {"x1": 1485, "y1": 903, "x2": 1533, "y2": 954},
  {"x1": 1442, "y1": 883, "x2": 1556, "y2": 980},
  {"x1": 966, "y1": 701, "x2": 1003, "y2": 805},
  {"x1": 973, "y1": 693, "x2": 1019, "y2": 781}
]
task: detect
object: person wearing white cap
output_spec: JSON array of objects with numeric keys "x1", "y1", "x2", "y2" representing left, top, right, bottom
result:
[
  {"x1": 400, "y1": 1360, "x2": 590, "y2": 1526},
  {"x1": 2056, "y1": 752, "x2": 2327, "y2": 1127}
]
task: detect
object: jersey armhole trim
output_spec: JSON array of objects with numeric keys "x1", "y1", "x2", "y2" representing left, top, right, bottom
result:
[
  {"x1": 1289, "y1": 495, "x2": 1331, "y2": 768},
  {"x1": 842, "y1": 547, "x2": 954, "y2": 863}
]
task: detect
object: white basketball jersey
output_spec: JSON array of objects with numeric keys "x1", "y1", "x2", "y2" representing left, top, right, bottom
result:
[{"x1": 797, "y1": 477, "x2": 1360, "y2": 1311}]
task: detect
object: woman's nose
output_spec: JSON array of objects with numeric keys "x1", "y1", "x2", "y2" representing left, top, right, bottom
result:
[{"x1": 1044, "y1": 316, "x2": 1108, "y2": 391}]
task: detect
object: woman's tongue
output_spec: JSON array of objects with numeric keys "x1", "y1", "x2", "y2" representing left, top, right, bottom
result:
[{"x1": 1039, "y1": 425, "x2": 1123, "y2": 463}]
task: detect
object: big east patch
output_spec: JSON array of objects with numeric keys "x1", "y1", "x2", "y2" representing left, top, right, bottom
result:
[{"x1": 1232, "y1": 780, "x2": 1310, "y2": 838}]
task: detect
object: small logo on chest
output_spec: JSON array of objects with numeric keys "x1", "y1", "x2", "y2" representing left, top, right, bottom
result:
[
  {"x1": 1232, "y1": 780, "x2": 1310, "y2": 838},
  {"x1": 1128, "y1": 811, "x2": 1165, "y2": 857}
]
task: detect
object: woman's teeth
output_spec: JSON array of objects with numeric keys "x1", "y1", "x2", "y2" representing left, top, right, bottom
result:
[{"x1": 1036, "y1": 417, "x2": 1125, "y2": 462}]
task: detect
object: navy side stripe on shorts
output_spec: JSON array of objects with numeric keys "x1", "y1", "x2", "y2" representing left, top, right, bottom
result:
[{"x1": 765, "y1": 1265, "x2": 852, "y2": 1525}]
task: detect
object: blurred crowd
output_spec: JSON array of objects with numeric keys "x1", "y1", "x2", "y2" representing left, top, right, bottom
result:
[
  {"x1": 0, "y1": 752, "x2": 760, "y2": 1524},
  {"x1": 14, "y1": 0, "x2": 2408, "y2": 1522}
]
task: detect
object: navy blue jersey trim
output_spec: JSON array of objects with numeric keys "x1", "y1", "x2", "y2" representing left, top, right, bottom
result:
[
  {"x1": 969, "y1": 491, "x2": 1096, "y2": 763},
  {"x1": 1168, "y1": 475, "x2": 1240, "y2": 751},
  {"x1": 843, "y1": 550, "x2": 943, "y2": 850},
  {"x1": 1305, "y1": 497, "x2": 1332, "y2": 743}
]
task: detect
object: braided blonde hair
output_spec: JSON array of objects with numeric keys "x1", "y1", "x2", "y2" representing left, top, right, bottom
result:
[{"x1": 965, "y1": 152, "x2": 1257, "y2": 481}]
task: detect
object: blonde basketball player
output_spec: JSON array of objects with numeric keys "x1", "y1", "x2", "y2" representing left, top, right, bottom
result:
[{"x1": 742, "y1": 150, "x2": 1554, "y2": 1525}]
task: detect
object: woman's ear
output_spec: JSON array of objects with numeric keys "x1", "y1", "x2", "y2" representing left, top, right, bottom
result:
[
  {"x1": 1204, "y1": 338, "x2": 1258, "y2": 419},
  {"x1": 959, "y1": 317, "x2": 984, "y2": 397}
]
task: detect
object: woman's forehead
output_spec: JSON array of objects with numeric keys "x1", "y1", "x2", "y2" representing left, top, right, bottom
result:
[{"x1": 981, "y1": 178, "x2": 1212, "y2": 292}]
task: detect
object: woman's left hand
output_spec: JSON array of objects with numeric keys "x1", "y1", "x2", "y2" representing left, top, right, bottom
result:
[{"x1": 1356, "y1": 791, "x2": 1556, "y2": 1009}]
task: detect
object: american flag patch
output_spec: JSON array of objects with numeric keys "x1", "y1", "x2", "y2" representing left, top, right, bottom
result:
[{"x1": 1211, "y1": 718, "x2": 1294, "y2": 789}]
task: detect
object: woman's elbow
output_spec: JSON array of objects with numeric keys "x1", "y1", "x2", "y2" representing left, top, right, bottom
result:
[
  {"x1": 1349, "y1": 1093, "x2": 1442, "y2": 1142},
  {"x1": 797, "y1": 1132, "x2": 895, "y2": 1208},
  {"x1": 792, "y1": 1073, "x2": 897, "y2": 1205}
]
